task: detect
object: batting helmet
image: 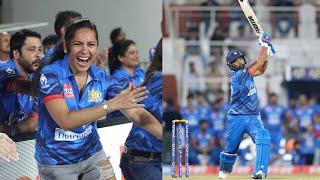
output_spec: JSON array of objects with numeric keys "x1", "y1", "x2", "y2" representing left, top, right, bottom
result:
[{"x1": 226, "y1": 49, "x2": 246, "y2": 71}]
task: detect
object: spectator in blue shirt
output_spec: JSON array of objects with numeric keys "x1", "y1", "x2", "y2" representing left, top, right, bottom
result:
[{"x1": 0, "y1": 29, "x2": 42, "y2": 137}]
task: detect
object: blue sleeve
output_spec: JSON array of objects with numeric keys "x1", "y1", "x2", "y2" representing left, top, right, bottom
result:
[
  {"x1": 147, "y1": 72, "x2": 162, "y2": 98},
  {"x1": 235, "y1": 68, "x2": 250, "y2": 82},
  {"x1": 0, "y1": 66, "x2": 21, "y2": 90},
  {"x1": 38, "y1": 72, "x2": 64, "y2": 102},
  {"x1": 105, "y1": 74, "x2": 128, "y2": 100}
]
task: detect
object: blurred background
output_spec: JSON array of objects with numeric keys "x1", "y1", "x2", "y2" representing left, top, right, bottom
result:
[{"x1": 163, "y1": 0, "x2": 320, "y2": 178}]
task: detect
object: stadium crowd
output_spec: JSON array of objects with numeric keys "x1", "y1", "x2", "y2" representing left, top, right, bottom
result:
[{"x1": 163, "y1": 91, "x2": 320, "y2": 166}]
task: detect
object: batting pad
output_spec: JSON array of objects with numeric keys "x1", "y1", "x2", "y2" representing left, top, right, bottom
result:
[
  {"x1": 220, "y1": 152, "x2": 237, "y2": 173},
  {"x1": 254, "y1": 129, "x2": 271, "y2": 176}
]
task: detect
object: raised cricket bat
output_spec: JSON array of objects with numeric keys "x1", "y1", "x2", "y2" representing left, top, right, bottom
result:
[{"x1": 238, "y1": 0, "x2": 264, "y2": 36}]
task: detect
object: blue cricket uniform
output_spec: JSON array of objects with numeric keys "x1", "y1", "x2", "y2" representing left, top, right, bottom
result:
[
  {"x1": 208, "y1": 107, "x2": 225, "y2": 139},
  {"x1": 295, "y1": 106, "x2": 314, "y2": 133},
  {"x1": 42, "y1": 46, "x2": 56, "y2": 61},
  {"x1": 124, "y1": 71, "x2": 162, "y2": 152},
  {"x1": 220, "y1": 68, "x2": 271, "y2": 175},
  {"x1": 0, "y1": 59, "x2": 38, "y2": 129},
  {"x1": 261, "y1": 104, "x2": 285, "y2": 153},
  {"x1": 36, "y1": 55, "x2": 125, "y2": 165},
  {"x1": 112, "y1": 67, "x2": 145, "y2": 87},
  {"x1": 180, "y1": 106, "x2": 200, "y2": 131},
  {"x1": 120, "y1": 71, "x2": 162, "y2": 180},
  {"x1": 191, "y1": 128, "x2": 215, "y2": 150},
  {"x1": 195, "y1": 104, "x2": 210, "y2": 121},
  {"x1": 109, "y1": 67, "x2": 145, "y2": 117}
]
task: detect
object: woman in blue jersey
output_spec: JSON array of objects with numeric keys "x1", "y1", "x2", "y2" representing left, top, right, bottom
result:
[
  {"x1": 33, "y1": 19, "x2": 162, "y2": 180},
  {"x1": 108, "y1": 39, "x2": 145, "y2": 119},
  {"x1": 120, "y1": 39, "x2": 162, "y2": 180},
  {"x1": 108, "y1": 39, "x2": 145, "y2": 87},
  {"x1": 219, "y1": 33, "x2": 275, "y2": 179}
]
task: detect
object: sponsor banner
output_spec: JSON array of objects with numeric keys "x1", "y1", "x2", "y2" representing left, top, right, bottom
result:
[
  {"x1": 163, "y1": 165, "x2": 320, "y2": 175},
  {"x1": 287, "y1": 66, "x2": 320, "y2": 81}
]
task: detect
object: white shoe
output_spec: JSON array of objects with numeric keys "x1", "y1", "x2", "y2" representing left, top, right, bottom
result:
[
  {"x1": 251, "y1": 170, "x2": 266, "y2": 179},
  {"x1": 219, "y1": 171, "x2": 230, "y2": 179}
]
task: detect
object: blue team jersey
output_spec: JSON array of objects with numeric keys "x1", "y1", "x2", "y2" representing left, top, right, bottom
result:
[
  {"x1": 209, "y1": 108, "x2": 226, "y2": 132},
  {"x1": 181, "y1": 106, "x2": 200, "y2": 130},
  {"x1": 36, "y1": 55, "x2": 125, "y2": 165},
  {"x1": 124, "y1": 71, "x2": 162, "y2": 152},
  {"x1": 295, "y1": 106, "x2": 314, "y2": 132},
  {"x1": 195, "y1": 104, "x2": 210, "y2": 120},
  {"x1": 228, "y1": 68, "x2": 259, "y2": 115},
  {"x1": 112, "y1": 67, "x2": 145, "y2": 87},
  {"x1": 261, "y1": 104, "x2": 286, "y2": 131},
  {"x1": 42, "y1": 47, "x2": 56, "y2": 61},
  {"x1": 191, "y1": 128, "x2": 215, "y2": 148},
  {"x1": 110, "y1": 67, "x2": 146, "y2": 117},
  {"x1": 0, "y1": 59, "x2": 38, "y2": 126}
]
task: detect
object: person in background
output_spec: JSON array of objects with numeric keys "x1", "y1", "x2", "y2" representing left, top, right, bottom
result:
[
  {"x1": 107, "y1": 39, "x2": 145, "y2": 118},
  {"x1": 0, "y1": 29, "x2": 42, "y2": 137},
  {"x1": 181, "y1": 93, "x2": 200, "y2": 131},
  {"x1": 0, "y1": 32, "x2": 10, "y2": 63},
  {"x1": 195, "y1": 91, "x2": 210, "y2": 121},
  {"x1": 107, "y1": 27, "x2": 126, "y2": 68},
  {"x1": 42, "y1": 34, "x2": 59, "y2": 55},
  {"x1": 43, "y1": 10, "x2": 82, "y2": 61},
  {"x1": 108, "y1": 39, "x2": 144, "y2": 86},
  {"x1": 190, "y1": 119, "x2": 216, "y2": 165},
  {"x1": 120, "y1": 38, "x2": 163, "y2": 180},
  {"x1": 261, "y1": 93, "x2": 286, "y2": 162},
  {"x1": 295, "y1": 94, "x2": 314, "y2": 133}
]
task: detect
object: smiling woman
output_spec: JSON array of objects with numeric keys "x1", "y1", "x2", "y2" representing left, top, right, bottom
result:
[{"x1": 32, "y1": 19, "x2": 162, "y2": 180}]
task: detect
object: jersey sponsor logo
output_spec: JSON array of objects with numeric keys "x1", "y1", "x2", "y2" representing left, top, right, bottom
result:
[
  {"x1": 54, "y1": 125, "x2": 93, "y2": 141},
  {"x1": 247, "y1": 84, "x2": 256, "y2": 96},
  {"x1": 63, "y1": 84, "x2": 74, "y2": 98},
  {"x1": 40, "y1": 74, "x2": 50, "y2": 89},
  {"x1": 88, "y1": 89, "x2": 102, "y2": 102},
  {"x1": 5, "y1": 68, "x2": 15, "y2": 74}
]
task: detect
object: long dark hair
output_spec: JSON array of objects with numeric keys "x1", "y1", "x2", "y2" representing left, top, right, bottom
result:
[
  {"x1": 142, "y1": 38, "x2": 162, "y2": 86},
  {"x1": 54, "y1": 10, "x2": 82, "y2": 39},
  {"x1": 33, "y1": 19, "x2": 98, "y2": 94},
  {"x1": 108, "y1": 39, "x2": 135, "y2": 75}
]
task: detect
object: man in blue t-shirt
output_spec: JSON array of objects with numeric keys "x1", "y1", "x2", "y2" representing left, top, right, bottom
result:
[
  {"x1": 181, "y1": 93, "x2": 200, "y2": 131},
  {"x1": 219, "y1": 33, "x2": 276, "y2": 179},
  {"x1": 0, "y1": 29, "x2": 42, "y2": 137}
]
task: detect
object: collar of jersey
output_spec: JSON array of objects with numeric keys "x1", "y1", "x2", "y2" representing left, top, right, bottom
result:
[
  {"x1": 118, "y1": 66, "x2": 143, "y2": 78},
  {"x1": 8, "y1": 58, "x2": 35, "y2": 79}
]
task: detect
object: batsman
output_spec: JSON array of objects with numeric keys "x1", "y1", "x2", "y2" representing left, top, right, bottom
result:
[{"x1": 218, "y1": 33, "x2": 276, "y2": 179}]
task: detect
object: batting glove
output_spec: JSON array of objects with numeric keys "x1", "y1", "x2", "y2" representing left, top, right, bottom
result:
[
  {"x1": 259, "y1": 33, "x2": 272, "y2": 47},
  {"x1": 267, "y1": 43, "x2": 276, "y2": 57}
]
